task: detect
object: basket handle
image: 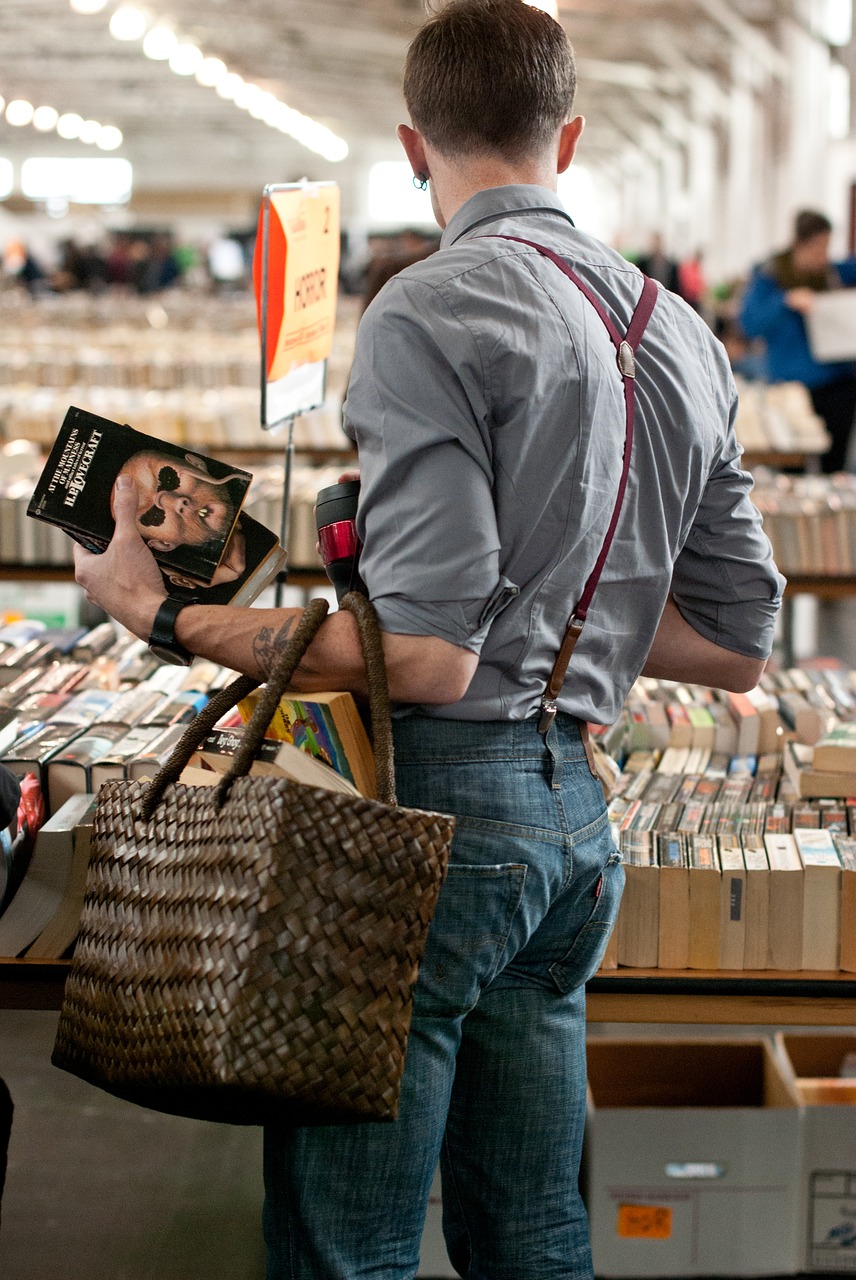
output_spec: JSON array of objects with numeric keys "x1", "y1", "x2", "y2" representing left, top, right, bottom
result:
[{"x1": 140, "y1": 594, "x2": 396, "y2": 819}]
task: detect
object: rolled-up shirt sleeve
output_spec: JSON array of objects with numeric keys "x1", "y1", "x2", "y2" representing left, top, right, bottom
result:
[
  {"x1": 671, "y1": 372, "x2": 786, "y2": 660},
  {"x1": 343, "y1": 276, "x2": 517, "y2": 652}
]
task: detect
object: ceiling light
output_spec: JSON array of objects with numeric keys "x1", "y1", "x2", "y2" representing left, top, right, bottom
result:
[
  {"x1": 233, "y1": 82, "x2": 260, "y2": 110},
  {"x1": 248, "y1": 91, "x2": 277, "y2": 120},
  {"x1": 215, "y1": 72, "x2": 244, "y2": 101},
  {"x1": 0, "y1": 159, "x2": 12, "y2": 200},
  {"x1": 196, "y1": 56, "x2": 227, "y2": 87},
  {"x1": 6, "y1": 100, "x2": 35, "y2": 127},
  {"x1": 109, "y1": 5, "x2": 149, "y2": 41},
  {"x1": 0, "y1": 96, "x2": 5, "y2": 115},
  {"x1": 69, "y1": 0, "x2": 108, "y2": 12},
  {"x1": 33, "y1": 106, "x2": 60, "y2": 132},
  {"x1": 79, "y1": 118, "x2": 101, "y2": 144},
  {"x1": 169, "y1": 42, "x2": 203, "y2": 75},
  {"x1": 96, "y1": 125, "x2": 123, "y2": 150},
  {"x1": 142, "y1": 25, "x2": 177, "y2": 60},
  {"x1": 57, "y1": 112, "x2": 84, "y2": 139},
  {"x1": 21, "y1": 156, "x2": 133, "y2": 205}
]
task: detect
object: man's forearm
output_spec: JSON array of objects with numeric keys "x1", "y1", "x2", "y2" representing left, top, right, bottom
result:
[
  {"x1": 174, "y1": 601, "x2": 478, "y2": 704},
  {"x1": 175, "y1": 601, "x2": 371, "y2": 691},
  {"x1": 642, "y1": 597, "x2": 767, "y2": 692}
]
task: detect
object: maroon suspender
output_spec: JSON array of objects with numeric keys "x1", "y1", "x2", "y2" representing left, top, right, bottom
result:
[{"x1": 479, "y1": 235, "x2": 659, "y2": 732}]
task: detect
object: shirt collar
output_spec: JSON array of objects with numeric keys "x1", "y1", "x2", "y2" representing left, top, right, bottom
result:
[{"x1": 440, "y1": 184, "x2": 575, "y2": 249}]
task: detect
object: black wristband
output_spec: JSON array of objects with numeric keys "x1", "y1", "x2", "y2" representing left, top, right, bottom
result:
[{"x1": 147, "y1": 597, "x2": 194, "y2": 667}]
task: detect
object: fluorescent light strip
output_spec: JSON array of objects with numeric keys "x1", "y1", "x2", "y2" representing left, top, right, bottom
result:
[
  {"x1": 102, "y1": 3, "x2": 348, "y2": 162},
  {"x1": 1, "y1": 94, "x2": 122, "y2": 149}
]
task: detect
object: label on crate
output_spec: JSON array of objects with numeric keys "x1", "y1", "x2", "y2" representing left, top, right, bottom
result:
[
  {"x1": 808, "y1": 1172, "x2": 856, "y2": 1270},
  {"x1": 616, "y1": 1203, "x2": 673, "y2": 1239}
]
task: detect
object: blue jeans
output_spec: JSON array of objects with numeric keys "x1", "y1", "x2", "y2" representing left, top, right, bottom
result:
[{"x1": 263, "y1": 713, "x2": 623, "y2": 1280}]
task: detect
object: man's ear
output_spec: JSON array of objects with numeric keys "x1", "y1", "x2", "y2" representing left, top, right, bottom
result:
[
  {"x1": 557, "y1": 116, "x2": 585, "y2": 174},
  {"x1": 397, "y1": 123, "x2": 430, "y2": 182}
]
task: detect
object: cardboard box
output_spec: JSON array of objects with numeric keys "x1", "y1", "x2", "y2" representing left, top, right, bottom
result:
[
  {"x1": 584, "y1": 1037, "x2": 802, "y2": 1276},
  {"x1": 777, "y1": 1033, "x2": 856, "y2": 1273}
]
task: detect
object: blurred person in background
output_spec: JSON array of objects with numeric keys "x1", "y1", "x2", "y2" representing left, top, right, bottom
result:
[
  {"x1": 740, "y1": 209, "x2": 856, "y2": 473},
  {"x1": 635, "y1": 231, "x2": 681, "y2": 294}
]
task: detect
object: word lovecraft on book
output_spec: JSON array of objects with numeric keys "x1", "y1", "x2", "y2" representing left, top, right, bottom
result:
[{"x1": 27, "y1": 405, "x2": 288, "y2": 606}]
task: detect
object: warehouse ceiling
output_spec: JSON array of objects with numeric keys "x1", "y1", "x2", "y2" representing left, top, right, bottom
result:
[{"x1": 0, "y1": 0, "x2": 835, "y2": 192}]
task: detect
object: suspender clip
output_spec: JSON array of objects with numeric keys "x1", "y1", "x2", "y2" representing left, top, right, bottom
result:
[
  {"x1": 617, "y1": 341, "x2": 636, "y2": 378},
  {"x1": 538, "y1": 697, "x2": 558, "y2": 735}
]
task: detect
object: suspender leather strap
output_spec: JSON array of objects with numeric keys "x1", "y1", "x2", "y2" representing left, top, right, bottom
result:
[{"x1": 479, "y1": 234, "x2": 659, "y2": 732}]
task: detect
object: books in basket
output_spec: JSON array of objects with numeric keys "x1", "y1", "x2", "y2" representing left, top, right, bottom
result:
[
  {"x1": 27, "y1": 406, "x2": 288, "y2": 605},
  {"x1": 238, "y1": 689, "x2": 376, "y2": 799}
]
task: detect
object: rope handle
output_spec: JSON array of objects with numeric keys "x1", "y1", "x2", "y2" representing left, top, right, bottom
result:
[{"x1": 140, "y1": 593, "x2": 396, "y2": 819}]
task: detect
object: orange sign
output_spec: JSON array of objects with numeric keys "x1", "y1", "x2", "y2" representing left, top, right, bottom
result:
[
  {"x1": 253, "y1": 182, "x2": 340, "y2": 382},
  {"x1": 616, "y1": 1204, "x2": 673, "y2": 1239}
]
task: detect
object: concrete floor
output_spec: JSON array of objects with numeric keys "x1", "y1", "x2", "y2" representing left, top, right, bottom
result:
[{"x1": 0, "y1": 1010, "x2": 266, "y2": 1280}]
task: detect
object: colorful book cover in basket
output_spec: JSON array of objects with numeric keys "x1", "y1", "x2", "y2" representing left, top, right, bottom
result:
[{"x1": 27, "y1": 405, "x2": 252, "y2": 585}]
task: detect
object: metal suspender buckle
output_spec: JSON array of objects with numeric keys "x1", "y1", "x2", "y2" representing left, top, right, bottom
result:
[{"x1": 538, "y1": 696, "x2": 558, "y2": 735}]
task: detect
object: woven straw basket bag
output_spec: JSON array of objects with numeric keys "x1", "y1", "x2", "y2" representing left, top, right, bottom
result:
[{"x1": 52, "y1": 593, "x2": 453, "y2": 1126}]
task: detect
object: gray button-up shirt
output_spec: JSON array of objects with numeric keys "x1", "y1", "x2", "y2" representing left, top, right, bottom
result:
[{"x1": 344, "y1": 185, "x2": 784, "y2": 723}]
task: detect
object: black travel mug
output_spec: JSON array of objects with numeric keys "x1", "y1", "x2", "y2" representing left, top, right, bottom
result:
[{"x1": 315, "y1": 479, "x2": 366, "y2": 602}]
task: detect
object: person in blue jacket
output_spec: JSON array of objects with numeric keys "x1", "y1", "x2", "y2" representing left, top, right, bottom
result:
[{"x1": 740, "y1": 209, "x2": 856, "y2": 473}]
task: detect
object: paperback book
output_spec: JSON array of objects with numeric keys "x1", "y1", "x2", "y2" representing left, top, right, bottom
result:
[{"x1": 27, "y1": 406, "x2": 289, "y2": 604}]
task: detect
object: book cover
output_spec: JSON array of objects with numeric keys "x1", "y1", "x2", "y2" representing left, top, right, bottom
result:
[
  {"x1": 616, "y1": 833, "x2": 659, "y2": 969},
  {"x1": 0, "y1": 791, "x2": 94, "y2": 958},
  {"x1": 764, "y1": 832, "x2": 804, "y2": 970},
  {"x1": 792, "y1": 827, "x2": 841, "y2": 972},
  {"x1": 26, "y1": 796, "x2": 99, "y2": 958},
  {"x1": 687, "y1": 833, "x2": 721, "y2": 970},
  {"x1": 1, "y1": 722, "x2": 88, "y2": 788},
  {"x1": 717, "y1": 838, "x2": 747, "y2": 970},
  {"x1": 158, "y1": 511, "x2": 289, "y2": 608},
  {"x1": 46, "y1": 722, "x2": 129, "y2": 815},
  {"x1": 88, "y1": 723, "x2": 174, "y2": 791},
  {"x1": 125, "y1": 723, "x2": 187, "y2": 783},
  {"x1": 656, "y1": 831, "x2": 690, "y2": 970},
  {"x1": 833, "y1": 835, "x2": 856, "y2": 972},
  {"x1": 239, "y1": 688, "x2": 376, "y2": 799},
  {"x1": 741, "y1": 834, "x2": 770, "y2": 972},
  {"x1": 27, "y1": 405, "x2": 252, "y2": 584},
  {"x1": 783, "y1": 741, "x2": 856, "y2": 800},
  {"x1": 813, "y1": 721, "x2": 856, "y2": 774}
]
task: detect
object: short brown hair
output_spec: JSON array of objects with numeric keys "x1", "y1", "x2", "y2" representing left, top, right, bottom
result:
[
  {"x1": 794, "y1": 209, "x2": 832, "y2": 244},
  {"x1": 403, "y1": 0, "x2": 576, "y2": 160}
]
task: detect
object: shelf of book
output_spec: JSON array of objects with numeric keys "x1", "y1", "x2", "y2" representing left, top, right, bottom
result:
[
  {"x1": 2, "y1": 959, "x2": 854, "y2": 1023},
  {"x1": 586, "y1": 969, "x2": 856, "y2": 1025}
]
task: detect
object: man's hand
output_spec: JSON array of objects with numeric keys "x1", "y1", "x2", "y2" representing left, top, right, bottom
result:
[
  {"x1": 73, "y1": 475, "x2": 167, "y2": 641},
  {"x1": 785, "y1": 287, "x2": 816, "y2": 315}
]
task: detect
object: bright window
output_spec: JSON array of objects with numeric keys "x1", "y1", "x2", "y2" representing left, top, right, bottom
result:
[
  {"x1": 21, "y1": 156, "x2": 132, "y2": 204},
  {"x1": 0, "y1": 159, "x2": 12, "y2": 200},
  {"x1": 368, "y1": 162, "x2": 435, "y2": 226}
]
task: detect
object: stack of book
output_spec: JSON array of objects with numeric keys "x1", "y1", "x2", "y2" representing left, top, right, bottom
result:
[
  {"x1": 0, "y1": 609, "x2": 379, "y2": 957},
  {"x1": 732, "y1": 378, "x2": 830, "y2": 456},
  {"x1": 749, "y1": 472, "x2": 856, "y2": 576}
]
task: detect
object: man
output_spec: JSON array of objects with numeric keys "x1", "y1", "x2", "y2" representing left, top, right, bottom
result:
[
  {"x1": 740, "y1": 208, "x2": 856, "y2": 474},
  {"x1": 74, "y1": 2, "x2": 783, "y2": 1275}
]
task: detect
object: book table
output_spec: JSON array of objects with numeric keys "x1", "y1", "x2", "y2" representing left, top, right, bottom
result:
[{"x1": 2, "y1": 958, "x2": 854, "y2": 1025}]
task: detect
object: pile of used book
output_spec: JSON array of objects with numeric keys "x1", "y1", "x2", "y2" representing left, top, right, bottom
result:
[
  {"x1": 0, "y1": 613, "x2": 375, "y2": 962},
  {"x1": 594, "y1": 664, "x2": 856, "y2": 974}
]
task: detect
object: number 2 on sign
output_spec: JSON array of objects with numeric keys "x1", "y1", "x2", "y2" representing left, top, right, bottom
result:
[{"x1": 617, "y1": 1204, "x2": 673, "y2": 1239}]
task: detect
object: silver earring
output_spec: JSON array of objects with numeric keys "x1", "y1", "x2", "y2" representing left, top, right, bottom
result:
[{"x1": 412, "y1": 172, "x2": 428, "y2": 191}]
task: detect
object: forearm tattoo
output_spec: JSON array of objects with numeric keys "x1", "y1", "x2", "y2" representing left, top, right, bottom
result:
[{"x1": 252, "y1": 616, "x2": 300, "y2": 680}]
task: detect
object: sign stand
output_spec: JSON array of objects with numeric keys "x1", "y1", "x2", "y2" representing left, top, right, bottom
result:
[{"x1": 254, "y1": 180, "x2": 341, "y2": 606}]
